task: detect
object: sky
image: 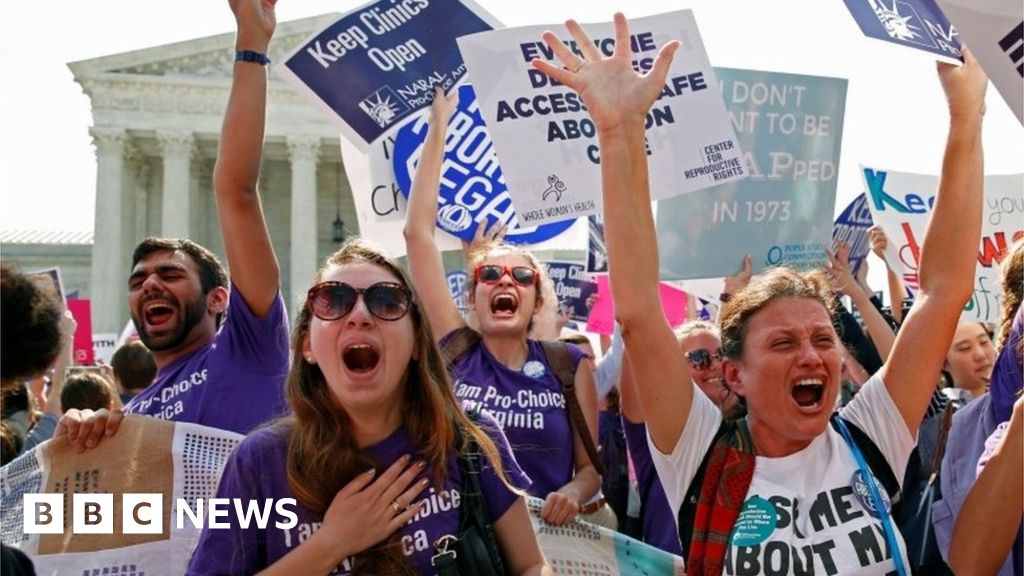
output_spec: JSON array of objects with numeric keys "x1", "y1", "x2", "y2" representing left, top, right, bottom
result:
[{"x1": 1, "y1": 0, "x2": 1022, "y2": 235}]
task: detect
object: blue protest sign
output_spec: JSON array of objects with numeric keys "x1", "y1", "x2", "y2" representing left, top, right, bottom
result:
[
  {"x1": 832, "y1": 193, "x2": 874, "y2": 275},
  {"x1": 277, "y1": 0, "x2": 500, "y2": 150},
  {"x1": 841, "y1": 0, "x2": 961, "y2": 61},
  {"x1": 542, "y1": 262, "x2": 598, "y2": 322},
  {"x1": 392, "y1": 84, "x2": 576, "y2": 244},
  {"x1": 656, "y1": 68, "x2": 847, "y2": 280},
  {"x1": 447, "y1": 269, "x2": 470, "y2": 316}
]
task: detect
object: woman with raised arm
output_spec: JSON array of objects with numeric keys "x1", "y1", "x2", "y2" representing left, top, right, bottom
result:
[
  {"x1": 533, "y1": 14, "x2": 986, "y2": 575},
  {"x1": 404, "y1": 89, "x2": 602, "y2": 527}
]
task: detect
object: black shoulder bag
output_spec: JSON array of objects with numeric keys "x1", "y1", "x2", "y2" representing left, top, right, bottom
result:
[{"x1": 431, "y1": 419, "x2": 506, "y2": 576}]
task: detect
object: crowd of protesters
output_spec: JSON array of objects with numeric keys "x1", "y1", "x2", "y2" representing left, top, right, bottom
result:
[{"x1": 1, "y1": 1, "x2": 1021, "y2": 575}]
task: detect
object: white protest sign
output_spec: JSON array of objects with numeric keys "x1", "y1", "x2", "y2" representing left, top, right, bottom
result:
[
  {"x1": 862, "y1": 166, "x2": 1023, "y2": 323},
  {"x1": 341, "y1": 135, "x2": 462, "y2": 256},
  {"x1": 457, "y1": 11, "x2": 745, "y2": 227},
  {"x1": 92, "y1": 333, "x2": 118, "y2": 364},
  {"x1": 935, "y1": 0, "x2": 1023, "y2": 125}
]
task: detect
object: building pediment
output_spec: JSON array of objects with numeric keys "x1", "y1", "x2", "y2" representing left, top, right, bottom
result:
[{"x1": 69, "y1": 14, "x2": 336, "y2": 82}]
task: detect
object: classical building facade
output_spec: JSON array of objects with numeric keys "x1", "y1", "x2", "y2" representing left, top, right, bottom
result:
[{"x1": 68, "y1": 15, "x2": 357, "y2": 333}]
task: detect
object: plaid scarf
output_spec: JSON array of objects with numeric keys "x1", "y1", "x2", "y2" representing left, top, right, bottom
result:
[{"x1": 686, "y1": 419, "x2": 756, "y2": 576}]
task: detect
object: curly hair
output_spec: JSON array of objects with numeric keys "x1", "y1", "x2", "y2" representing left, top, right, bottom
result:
[
  {"x1": 997, "y1": 238, "x2": 1023, "y2": 351},
  {"x1": 719, "y1": 267, "x2": 837, "y2": 360},
  {"x1": 1, "y1": 263, "x2": 64, "y2": 386},
  {"x1": 284, "y1": 238, "x2": 510, "y2": 574}
]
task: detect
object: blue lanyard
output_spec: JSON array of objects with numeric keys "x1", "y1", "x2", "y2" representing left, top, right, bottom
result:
[{"x1": 835, "y1": 418, "x2": 908, "y2": 576}]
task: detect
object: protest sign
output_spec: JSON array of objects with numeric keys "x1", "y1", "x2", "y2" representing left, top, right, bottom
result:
[
  {"x1": 586, "y1": 275, "x2": 687, "y2": 335},
  {"x1": 456, "y1": 11, "x2": 744, "y2": 227},
  {"x1": 1, "y1": 417, "x2": 243, "y2": 575},
  {"x1": 392, "y1": 84, "x2": 577, "y2": 244},
  {"x1": 92, "y1": 333, "x2": 118, "y2": 365},
  {"x1": 277, "y1": 0, "x2": 500, "y2": 150},
  {"x1": 27, "y1": 267, "x2": 66, "y2": 304},
  {"x1": 341, "y1": 131, "x2": 463, "y2": 256},
  {"x1": 863, "y1": 166, "x2": 1023, "y2": 322},
  {"x1": 447, "y1": 269, "x2": 470, "y2": 317},
  {"x1": 541, "y1": 262, "x2": 597, "y2": 322},
  {"x1": 935, "y1": 0, "x2": 1023, "y2": 124},
  {"x1": 66, "y1": 299, "x2": 95, "y2": 365},
  {"x1": 832, "y1": 193, "x2": 875, "y2": 276},
  {"x1": 526, "y1": 496, "x2": 683, "y2": 575},
  {"x1": 657, "y1": 68, "x2": 847, "y2": 280},
  {"x1": 841, "y1": 0, "x2": 962, "y2": 62}
]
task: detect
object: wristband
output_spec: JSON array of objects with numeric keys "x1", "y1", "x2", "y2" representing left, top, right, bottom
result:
[{"x1": 235, "y1": 50, "x2": 271, "y2": 65}]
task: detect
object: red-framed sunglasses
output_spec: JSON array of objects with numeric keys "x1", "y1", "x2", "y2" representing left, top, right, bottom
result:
[
  {"x1": 307, "y1": 281, "x2": 412, "y2": 321},
  {"x1": 474, "y1": 264, "x2": 539, "y2": 287}
]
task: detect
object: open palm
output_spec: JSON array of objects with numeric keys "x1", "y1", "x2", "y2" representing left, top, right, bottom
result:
[{"x1": 532, "y1": 13, "x2": 679, "y2": 135}]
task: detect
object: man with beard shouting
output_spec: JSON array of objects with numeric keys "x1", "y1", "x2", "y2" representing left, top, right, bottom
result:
[{"x1": 57, "y1": 0, "x2": 289, "y2": 447}]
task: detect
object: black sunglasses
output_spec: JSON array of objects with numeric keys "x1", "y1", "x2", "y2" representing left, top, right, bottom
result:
[
  {"x1": 474, "y1": 264, "x2": 538, "y2": 287},
  {"x1": 685, "y1": 348, "x2": 722, "y2": 370},
  {"x1": 307, "y1": 281, "x2": 412, "y2": 322}
]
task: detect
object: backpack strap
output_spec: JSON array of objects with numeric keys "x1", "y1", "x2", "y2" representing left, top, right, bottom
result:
[
  {"x1": 830, "y1": 415, "x2": 900, "y2": 502},
  {"x1": 441, "y1": 326, "x2": 482, "y2": 366},
  {"x1": 540, "y1": 340, "x2": 606, "y2": 477}
]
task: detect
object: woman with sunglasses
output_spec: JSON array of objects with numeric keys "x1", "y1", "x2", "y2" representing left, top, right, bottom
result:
[
  {"x1": 188, "y1": 239, "x2": 551, "y2": 575},
  {"x1": 405, "y1": 90, "x2": 601, "y2": 527},
  {"x1": 531, "y1": 14, "x2": 987, "y2": 575}
]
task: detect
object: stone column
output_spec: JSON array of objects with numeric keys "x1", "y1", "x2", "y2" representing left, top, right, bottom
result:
[
  {"x1": 89, "y1": 126, "x2": 128, "y2": 334},
  {"x1": 157, "y1": 130, "x2": 195, "y2": 238},
  {"x1": 287, "y1": 136, "x2": 321, "y2": 304}
]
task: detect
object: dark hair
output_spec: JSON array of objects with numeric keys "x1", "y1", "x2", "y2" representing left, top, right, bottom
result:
[
  {"x1": 110, "y1": 342, "x2": 157, "y2": 392},
  {"x1": 284, "y1": 237, "x2": 510, "y2": 574},
  {"x1": 719, "y1": 267, "x2": 836, "y2": 359},
  {"x1": 132, "y1": 238, "x2": 228, "y2": 294},
  {"x1": 61, "y1": 371, "x2": 114, "y2": 412},
  {"x1": 1, "y1": 262, "x2": 64, "y2": 386}
]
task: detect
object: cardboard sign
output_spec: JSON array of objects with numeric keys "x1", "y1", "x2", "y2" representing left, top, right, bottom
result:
[
  {"x1": 842, "y1": 0, "x2": 962, "y2": 62},
  {"x1": 656, "y1": 68, "x2": 848, "y2": 280},
  {"x1": 392, "y1": 84, "x2": 577, "y2": 244},
  {"x1": 457, "y1": 10, "x2": 744, "y2": 227},
  {"x1": 277, "y1": 0, "x2": 500, "y2": 150},
  {"x1": 863, "y1": 166, "x2": 1023, "y2": 322},
  {"x1": 66, "y1": 299, "x2": 95, "y2": 365},
  {"x1": 586, "y1": 275, "x2": 687, "y2": 335},
  {"x1": 832, "y1": 193, "x2": 875, "y2": 275},
  {"x1": 935, "y1": 0, "x2": 1023, "y2": 124},
  {"x1": 541, "y1": 262, "x2": 598, "y2": 322}
]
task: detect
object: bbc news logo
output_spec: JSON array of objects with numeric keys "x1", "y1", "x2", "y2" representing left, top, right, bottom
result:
[{"x1": 23, "y1": 494, "x2": 298, "y2": 534}]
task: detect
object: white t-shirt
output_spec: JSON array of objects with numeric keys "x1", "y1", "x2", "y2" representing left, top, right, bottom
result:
[{"x1": 651, "y1": 374, "x2": 914, "y2": 575}]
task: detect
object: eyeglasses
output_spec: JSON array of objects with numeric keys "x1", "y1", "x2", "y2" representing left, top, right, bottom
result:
[
  {"x1": 685, "y1": 348, "x2": 722, "y2": 370},
  {"x1": 474, "y1": 264, "x2": 538, "y2": 287},
  {"x1": 307, "y1": 281, "x2": 412, "y2": 322}
]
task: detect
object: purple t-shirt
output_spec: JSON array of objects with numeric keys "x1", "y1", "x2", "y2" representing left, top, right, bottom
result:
[
  {"x1": 186, "y1": 412, "x2": 529, "y2": 575},
  {"x1": 124, "y1": 284, "x2": 289, "y2": 434},
  {"x1": 622, "y1": 416, "x2": 682, "y2": 556},
  {"x1": 445, "y1": 332, "x2": 585, "y2": 498}
]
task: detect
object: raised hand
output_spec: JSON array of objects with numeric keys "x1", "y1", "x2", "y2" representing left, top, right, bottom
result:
[
  {"x1": 825, "y1": 243, "x2": 859, "y2": 296},
  {"x1": 938, "y1": 46, "x2": 988, "y2": 118},
  {"x1": 230, "y1": 0, "x2": 277, "y2": 52},
  {"x1": 868, "y1": 225, "x2": 889, "y2": 260},
  {"x1": 531, "y1": 13, "x2": 680, "y2": 135},
  {"x1": 429, "y1": 85, "x2": 459, "y2": 126}
]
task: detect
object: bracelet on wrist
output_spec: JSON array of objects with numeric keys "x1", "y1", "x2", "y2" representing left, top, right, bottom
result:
[{"x1": 235, "y1": 50, "x2": 271, "y2": 65}]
